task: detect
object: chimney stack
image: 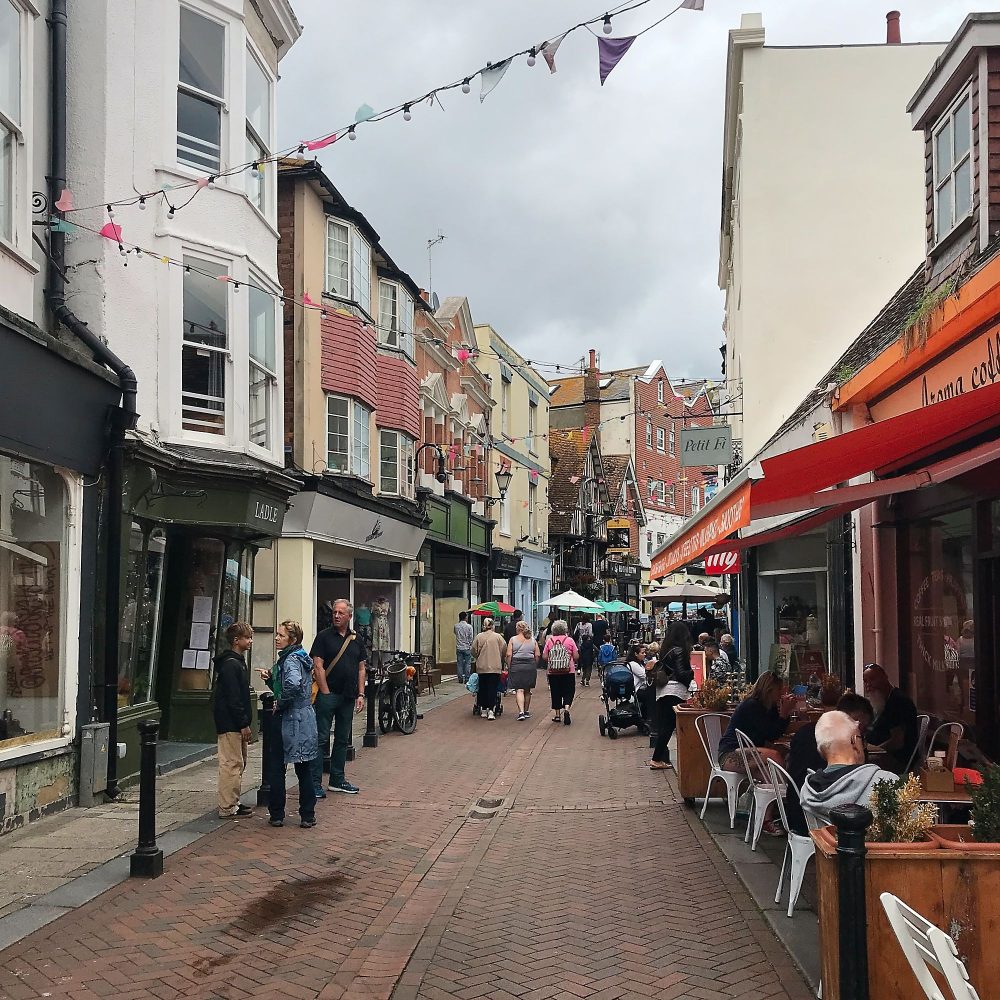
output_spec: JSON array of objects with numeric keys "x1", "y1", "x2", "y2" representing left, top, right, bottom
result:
[
  {"x1": 886, "y1": 10, "x2": 900, "y2": 44},
  {"x1": 583, "y1": 348, "x2": 601, "y2": 436},
  {"x1": 588, "y1": 349, "x2": 597, "y2": 372}
]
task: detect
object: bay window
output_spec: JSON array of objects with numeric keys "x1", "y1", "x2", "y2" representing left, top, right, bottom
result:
[
  {"x1": 326, "y1": 219, "x2": 372, "y2": 312},
  {"x1": 378, "y1": 279, "x2": 414, "y2": 357},
  {"x1": 327, "y1": 395, "x2": 372, "y2": 479},
  {"x1": 177, "y1": 6, "x2": 225, "y2": 173},
  {"x1": 379, "y1": 431, "x2": 415, "y2": 498},
  {"x1": 182, "y1": 257, "x2": 228, "y2": 436},
  {"x1": 248, "y1": 285, "x2": 276, "y2": 449},
  {"x1": 245, "y1": 48, "x2": 271, "y2": 213},
  {"x1": 0, "y1": 0, "x2": 20, "y2": 243}
]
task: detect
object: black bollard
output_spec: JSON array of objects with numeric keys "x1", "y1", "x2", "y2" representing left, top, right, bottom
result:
[
  {"x1": 129, "y1": 719, "x2": 164, "y2": 878},
  {"x1": 257, "y1": 691, "x2": 274, "y2": 806},
  {"x1": 363, "y1": 663, "x2": 378, "y2": 748},
  {"x1": 831, "y1": 803, "x2": 872, "y2": 1000}
]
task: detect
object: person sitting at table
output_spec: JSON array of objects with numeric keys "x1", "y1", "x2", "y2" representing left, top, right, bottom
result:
[
  {"x1": 717, "y1": 671, "x2": 796, "y2": 836},
  {"x1": 863, "y1": 663, "x2": 919, "y2": 773},
  {"x1": 798, "y1": 710, "x2": 898, "y2": 831},
  {"x1": 784, "y1": 693, "x2": 875, "y2": 836}
]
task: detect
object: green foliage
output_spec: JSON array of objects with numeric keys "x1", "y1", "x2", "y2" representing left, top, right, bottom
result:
[
  {"x1": 901, "y1": 277, "x2": 958, "y2": 356},
  {"x1": 969, "y1": 765, "x2": 1000, "y2": 843},
  {"x1": 868, "y1": 774, "x2": 937, "y2": 843}
]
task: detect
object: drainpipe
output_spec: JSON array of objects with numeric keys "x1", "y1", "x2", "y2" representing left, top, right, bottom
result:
[{"x1": 47, "y1": 0, "x2": 138, "y2": 800}]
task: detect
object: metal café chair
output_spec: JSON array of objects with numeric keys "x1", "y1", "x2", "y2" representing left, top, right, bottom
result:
[
  {"x1": 902, "y1": 714, "x2": 931, "y2": 774},
  {"x1": 695, "y1": 712, "x2": 745, "y2": 828},
  {"x1": 880, "y1": 892, "x2": 981, "y2": 1000},
  {"x1": 735, "y1": 729, "x2": 785, "y2": 850},
  {"x1": 927, "y1": 721, "x2": 964, "y2": 771},
  {"x1": 766, "y1": 758, "x2": 816, "y2": 917}
]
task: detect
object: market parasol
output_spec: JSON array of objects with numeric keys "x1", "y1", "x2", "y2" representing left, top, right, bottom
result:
[
  {"x1": 537, "y1": 590, "x2": 603, "y2": 612},
  {"x1": 647, "y1": 582, "x2": 730, "y2": 603},
  {"x1": 469, "y1": 600, "x2": 516, "y2": 617},
  {"x1": 598, "y1": 599, "x2": 641, "y2": 613}
]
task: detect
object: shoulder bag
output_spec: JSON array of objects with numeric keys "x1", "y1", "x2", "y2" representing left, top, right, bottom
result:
[{"x1": 311, "y1": 635, "x2": 355, "y2": 704}]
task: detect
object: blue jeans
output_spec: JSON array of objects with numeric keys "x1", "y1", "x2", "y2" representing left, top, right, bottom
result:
[
  {"x1": 312, "y1": 691, "x2": 355, "y2": 788},
  {"x1": 456, "y1": 649, "x2": 472, "y2": 683},
  {"x1": 264, "y1": 708, "x2": 316, "y2": 821}
]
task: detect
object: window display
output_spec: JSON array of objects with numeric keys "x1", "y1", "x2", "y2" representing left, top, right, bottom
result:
[
  {"x1": 118, "y1": 524, "x2": 167, "y2": 708},
  {"x1": 0, "y1": 457, "x2": 66, "y2": 746},
  {"x1": 354, "y1": 559, "x2": 400, "y2": 666},
  {"x1": 176, "y1": 538, "x2": 225, "y2": 692},
  {"x1": 766, "y1": 571, "x2": 828, "y2": 687}
]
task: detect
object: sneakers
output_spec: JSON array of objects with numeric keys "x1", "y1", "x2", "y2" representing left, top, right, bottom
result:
[
  {"x1": 235, "y1": 804, "x2": 254, "y2": 817},
  {"x1": 517, "y1": 712, "x2": 527, "y2": 721},
  {"x1": 524, "y1": 712, "x2": 531, "y2": 720},
  {"x1": 268, "y1": 817, "x2": 284, "y2": 827},
  {"x1": 563, "y1": 709, "x2": 571, "y2": 726},
  {"x1": 300, "y1": 818, "x2": 317, "y2": 828},
  {"x1": 486, "y1": 709, "x2": 496, "y2": 721},
  {"x1": 330, "y1": 781, "x2": 360, "y2": 795},
  {"x1": 314, "y1": 786, "x2": 327, "y2": 800}
]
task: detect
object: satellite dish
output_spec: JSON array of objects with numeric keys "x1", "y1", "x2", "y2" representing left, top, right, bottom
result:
[{"x1": 430, "y1": 292, "x2": 440, "y2": 311}]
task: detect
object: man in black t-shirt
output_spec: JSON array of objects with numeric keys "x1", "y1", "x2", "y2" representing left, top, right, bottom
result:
[
  {"x1": 864, "y1": 663, "x2": 920, "y2": 774},
  {"x1": 310, "y1": 599, "x2": 368, "y2": 796},
  {"x1": 592, "y1": 615, "x2": 609, "y2": 647}
]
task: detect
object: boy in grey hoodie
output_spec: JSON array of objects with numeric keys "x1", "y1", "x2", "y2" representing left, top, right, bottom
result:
[{"x1": 798, "y1": 710, "x2": 898, "y2": 831}]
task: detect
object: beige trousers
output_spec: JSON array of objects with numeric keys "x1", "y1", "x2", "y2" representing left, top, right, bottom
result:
[{"x1": 217, "y1": 732, "x2": 247, "y2": 816}]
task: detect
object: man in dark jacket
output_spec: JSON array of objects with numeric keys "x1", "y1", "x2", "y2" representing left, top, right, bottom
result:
[{"x1": 214, "y1": 622, "x2": 255, "y2": 819}]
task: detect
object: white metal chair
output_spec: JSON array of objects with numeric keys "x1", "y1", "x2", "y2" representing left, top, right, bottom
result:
[
  {"x1": 880, "y1": 892, "x2": 981, "y2": 1000},
  {"x1": 903, "y1": 714, "x2": 931, "y2": 773},
  {"x1": 927, "y1": 721, "x2": 964, "y2": 770},
  {"x1": 766, "y1": 758, "x2": 816, "y2": 917},
  {"x1": 696, "y1": 712, "x2": 745, "y2": 827},
  {"x1": 735, "y1": 729, "x2": 785, "y2": 850}
]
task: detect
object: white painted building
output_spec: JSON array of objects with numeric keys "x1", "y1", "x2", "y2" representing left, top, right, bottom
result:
[{"x1": 720, "y1": 12, "x2": 944, "y2": 462}]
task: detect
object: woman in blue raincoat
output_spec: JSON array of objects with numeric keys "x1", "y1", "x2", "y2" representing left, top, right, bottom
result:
[{"x1": 261, "y1": 620, "x2": 318, "y2": 828}]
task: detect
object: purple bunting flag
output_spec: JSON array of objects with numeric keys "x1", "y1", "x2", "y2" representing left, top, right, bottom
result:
[{"x1": 598, "y1": 35, "x2": 637, "y2": 86}]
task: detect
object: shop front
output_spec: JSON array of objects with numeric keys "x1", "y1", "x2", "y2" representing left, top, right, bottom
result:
[
  {"x1": 490, "y1": 549, "x2": 521, "y2": 607},
  {"x1": 513, "y1": 550, "x2": 554, "y2": 632},
  {"x1": 115, "y1": 442, "x2": 296, "y2": 774},
  {"x1": 263, "y1": 478, "x2": 427, "y2": 669},
  {"x1": 1, "y1": 314, "x2": 120, "y2": 833},
  {"x1": 418, "y1": 493, "x2": 491, "y2": 673}
]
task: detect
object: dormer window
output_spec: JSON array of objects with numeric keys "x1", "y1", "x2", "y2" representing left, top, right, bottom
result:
[{"x1": 933, "y1": 88, "x2": 972, "y2": 244}]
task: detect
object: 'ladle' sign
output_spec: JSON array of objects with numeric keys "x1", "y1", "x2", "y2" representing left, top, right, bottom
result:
[{"x1": 704, "y1": 550, "x2": 740, "y2": 575}]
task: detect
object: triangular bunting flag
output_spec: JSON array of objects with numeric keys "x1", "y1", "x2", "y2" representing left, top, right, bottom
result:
[
  {"x1": 598, "y1": 36, "x2": 637, "y2": 86},
  {"x1": 680, "y1": 0, "x2": 705, "y2": 9},
  {"x1": 541, "y1": 32, "x2": 567, "y2": 74},
  {"x1": 54, "y1": 189, "x2": 74, "y2": 212},
  {"x1": 304, "y1": 133, "x2": 338, "y2": 152},
  {"x1": 99, "y1": 222, "x2": 123, "y2": 242},
  {"x1": 354, "y1": 103, "x2": 375, "y2": 123},
  {"x1": 480, "y1": 59, "x2": 512, "y2": 103}
]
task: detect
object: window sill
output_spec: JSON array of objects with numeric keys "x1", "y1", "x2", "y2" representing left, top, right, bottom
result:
[
  {"x1": 0, "y1": 235, "x2": 41, "y2": 276},
  {"x1": 931, "y1": 212, "x2": 975, "y2": 257},
  {"x1": 322, "y1": 290, "x2": 375, "y2": 326}
]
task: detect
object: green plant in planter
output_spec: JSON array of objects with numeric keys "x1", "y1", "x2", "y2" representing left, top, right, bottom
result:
[
  {"x1": 969, "y1": 766, "x2": 1000, "y2": 843},
  {"x1": 868, "y1": 774, "x2": 938, "y2": 843}
]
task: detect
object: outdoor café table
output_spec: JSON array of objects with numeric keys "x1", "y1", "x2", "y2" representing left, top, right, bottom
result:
[{"x1": 916, "y1": 783, "x2": 973, "y2": 806}]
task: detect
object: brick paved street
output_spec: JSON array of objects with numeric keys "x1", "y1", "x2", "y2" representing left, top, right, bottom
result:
[{"x1": 0, "y1": 685, "x2": 811, "y2": 1000}]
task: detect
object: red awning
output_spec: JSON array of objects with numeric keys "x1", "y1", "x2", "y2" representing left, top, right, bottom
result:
[{"x1": 651, "y1": 381, "x2": 1000, "y2": 578}]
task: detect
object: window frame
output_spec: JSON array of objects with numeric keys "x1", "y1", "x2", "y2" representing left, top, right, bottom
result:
[
  {"x1": 377, "y1": 278, "x2": 415, "y2": 359},
  {"x1": 645, "y1": 419, "x2": 652, "y2": 448},
  {"x1": 378, "y1": 430, "x2": 416, "y2": 499},
  {"x1": 244, "y1": 43, "x2": 273, "y2": 216},
  {"x1": 247, "y1": 277, "x2": 278, "y2": 453},
  {"x1": 326, "y1": 217, "x2": 372, "y2": 312},
  {"x1": 176, "y1": 3, "x2": 228, "y2": 175},
  {"x1": 932, "y1": 86, "x2": 973, "y2": 245},
  {"x1": 0, "y1": 0, "x2": 29, "y2": 252},
  {"x1": 499, "y1": 494, "x2": 511, "y2": 536},
  {"x1": 656, "y1": 427, "x2": 665, "y2": 453},
  {"x1": 326, "y1": 394, "x2": 373, "y2": 481},
  {"x1": 665, "y1": 483, "x2": 675, "y2": 507},
  {"x1": 669, "y1": 423, "x2": 676, "y2": 456},
  {"x1": 528, "y1": 482, "x2": 538, "y2": 538},
  {"x1": 527, "y1": 400, "x2": 538, "y2": 454},
  {"x1": 691, "y1": 487, "x2": 701, "y2": 513},
  {"x1": 657, "y1": 381, "x2": 664, "y2": 403},
  {"x1": 501, "y1": 377, "x2": 511, "y2": 436}
]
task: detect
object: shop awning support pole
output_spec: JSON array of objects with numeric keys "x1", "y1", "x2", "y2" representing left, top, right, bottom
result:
[{"x1": 48, "y1": 0, "x2": 139, "y2": 801}]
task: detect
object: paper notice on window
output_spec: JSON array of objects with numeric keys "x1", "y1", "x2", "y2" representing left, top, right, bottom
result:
[
  {"x1": 189, "y1": 622, "x2": 212, "y2": 649},
  {"x1": 195, "y1": 650, "x2": 211, "y2": 671},
  {"x1": 192, "y1": 596, "x2": 214, "y2": 623},
  {"x1": 181, "y1": 648, "x2": 198, "y2": 669}
]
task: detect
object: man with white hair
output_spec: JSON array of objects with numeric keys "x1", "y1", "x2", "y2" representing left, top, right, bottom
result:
[{"x1": 798, "y1": 710, "x2": 898, "y2": 831}]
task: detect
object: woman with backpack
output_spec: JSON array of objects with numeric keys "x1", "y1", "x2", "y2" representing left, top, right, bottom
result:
[
  {"x1": 541, "y1": 619, "x2": 579, "y2": 725},
  {"x1": 647, "y1": 622, "x2": 694, "y2": 770}
]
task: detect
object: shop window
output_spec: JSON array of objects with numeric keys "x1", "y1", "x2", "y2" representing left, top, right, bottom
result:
[
  {"x1": 764, "y1": 571, "x2": 828, "y2": 688},
  {"x1": 177, "y1": 5, "x2": 225, "y2": 173},
  {"x1": 118, "y1": 525, "x2": 167, "y2": 708},
  {"x1": 248, "y1": 284, "x2": 276, "y2": 450},
  {"x1": 0, "y1": 458, "x2": 66, "y2": 748},
  {"x1": 905, "y1": 509, "x2": 975, "y2": 730},
  {"x1": 182, "y1": 256, "x2": 229, "y2": 436},
  {"x1": 175, "y1": 537, "x2": 226, "y2": 692},
  {"x1": 355, "y1": 571, "x2": 398, "y2": 659}
]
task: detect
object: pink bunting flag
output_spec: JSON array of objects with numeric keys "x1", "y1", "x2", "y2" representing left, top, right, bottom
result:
[
  {"x1": 522, "y1": 500, "x2": 529, "y2": 509},
  {"x1": 529, "y1": 470, "x2": 539, "y2": 483},
  {"x1": 541, "y1": 32, "x2": 568, "y2": 74},
  {"x1": 99, "y1": 222, "x2": 123, "y2": 242},
  {"x1": 598, "y1": 35, "x2": 637, "y2": 86},
  {"x1": 570, "y1": 475, "x2": 580, "y2": 484},
  {"x1": 304, "y1": 133, "x2": 338, "y2": 152},
  {"x1": 196, "y1": 176, "x2": 212, "y2": 189},
  {"x1": 302, "y1": 292, "x2": 317, "y2": 307},
  {"x1": 216, "y1": 274, "x2": 230, "y2": 282},
  {"x1": 55, "y1": 189, "x2": 74, "y2": 212},
  {"x1": 457, "y1": 348, "x2": 471, "y2": 362}
]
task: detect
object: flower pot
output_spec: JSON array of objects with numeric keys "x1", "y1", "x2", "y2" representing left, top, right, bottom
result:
[
  {"x1": 929, "y1": 824, "x2": 1000, "y2": 854},
  {"x1": 812, "y1": 825, "x2": 939, "y2": 854}
]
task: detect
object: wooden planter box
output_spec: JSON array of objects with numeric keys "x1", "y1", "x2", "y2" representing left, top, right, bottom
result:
[
  {"x1": 812, "y1": 825, "x2": 1000, "y2": 999},
  {"x1": 674, "y1": 706, "x2": 731, "y2": 805}
]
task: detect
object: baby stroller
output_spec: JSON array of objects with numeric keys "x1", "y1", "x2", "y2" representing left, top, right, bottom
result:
[
  {"x1": 470, "y1": 670, "x2": 507, "y2": 717},
  {"x1": 598, "y1": 662, "x2": 648, "y2": 740}
]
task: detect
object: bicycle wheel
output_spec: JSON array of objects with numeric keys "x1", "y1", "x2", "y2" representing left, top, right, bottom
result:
[
  {"x1": 378, "y1": 686, "x2": 393, "y2": 734},
  {"x1": 393, "y1": 686, "x2": 417, "y2": 735}
]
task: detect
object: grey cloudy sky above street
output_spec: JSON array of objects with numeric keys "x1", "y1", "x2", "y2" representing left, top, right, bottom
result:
[{"x1": 276, "y1": 2, "x2": 992, "y2": 379}]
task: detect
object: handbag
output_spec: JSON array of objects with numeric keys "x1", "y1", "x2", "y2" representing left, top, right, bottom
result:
[{"x1": 310, "y1": 635, "x2": 354, "y2": 704}]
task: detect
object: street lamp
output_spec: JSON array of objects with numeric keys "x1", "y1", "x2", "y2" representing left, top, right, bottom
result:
[{"x1": 483, "y1": 466, "x2": 513, "y2": 509}]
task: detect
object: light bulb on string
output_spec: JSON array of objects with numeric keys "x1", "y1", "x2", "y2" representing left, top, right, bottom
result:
[
  {"x1": 251, "y1": 162, "x2": 260, "y2": 177},
  {"x1": 207, "y1": 175, "x2": 216, "y2": 189},
  {"x1": 138, "y1": 197, "x2": 146, "y2": 211},
  {"x1": 348, "y1": 126, "x2": 357, "y2": 141},
  {"x1": 107, "y1": 205, "x2": 115, "y2": 219},
  {"x1": 461, "y1": 78, "x2": 471, "y2": 94},
  {"x1": 167, "y1": 206, "x2": 175, "y2": 220},
  {"x1": 602, "y1": 13, "x2": 613, "y2": 33},
  {"x1": 403, "y1": 104, "x2": 412, "y2": 121},
  {"x1": 527, "y1": 48, "x2": 536, "y2": 67}
]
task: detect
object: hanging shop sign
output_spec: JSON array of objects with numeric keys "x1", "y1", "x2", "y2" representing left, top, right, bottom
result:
[
  {"x1": 680, "y1": 426, "x2": 733, "y2": 467},
  {"x1": 704, "y1": 550, "x2": 741, "y2": 575},
  {"x1": 492, "y1": 549, "x2": 523, "y2": 577},
  {"x1": 606, "y1": 518, "x2": 632, "y2": 555}
]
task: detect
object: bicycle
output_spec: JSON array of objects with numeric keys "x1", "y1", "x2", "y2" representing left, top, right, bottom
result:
[{"x1": 375, "y1": 650, "x2": 420, "y2": 735}]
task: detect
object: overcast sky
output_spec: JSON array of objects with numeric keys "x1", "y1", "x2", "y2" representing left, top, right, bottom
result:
[{"x1": 276, "y1": 2, "x2": 991, "y2": 380}]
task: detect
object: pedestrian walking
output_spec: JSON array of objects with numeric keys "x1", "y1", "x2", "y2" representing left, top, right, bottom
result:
[
  {"x1": 471, "y1": 617, "x2": 507, "y2": 720},
  {"x1": 647, "y1": 622, "x2": 695, "y2": 771},
  {"x1": 213, "y1": 622, "x2": 254, "y2": 819},
  {"x1": 454, "y1": 611, "x2": 474, "y2": 684},
  {"x1": 261, "y1": 621, "x2": 318, "y2": 828},
  {"x1": 310, "y1": 599, "x2": 367, "y2": 796},
  {"x1": 542, "y1": 620, "x2": 578, "y2": 725},
  {"x1": 591, "y1": 614, "x2": 609, "y2": 647},
  {"x1": 506, "y1": 620, "x2": 539, "y2": 721},
  {"x1": 578, "y1": 633, "x2": 595, "y2": 686},
  {"x1": 503, "y1": 609, "x2": 523, "y2": 644}
]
